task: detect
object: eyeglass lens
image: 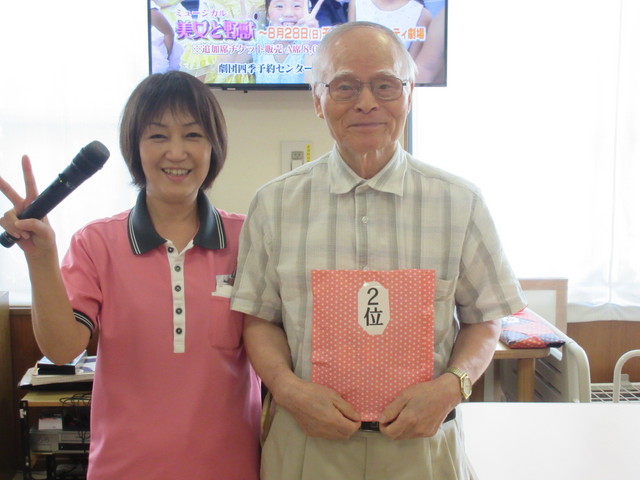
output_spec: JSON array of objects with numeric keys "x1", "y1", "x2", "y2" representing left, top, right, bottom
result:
[{"x1": 328, "y1": 76, "x2": 404, "y2": 101}]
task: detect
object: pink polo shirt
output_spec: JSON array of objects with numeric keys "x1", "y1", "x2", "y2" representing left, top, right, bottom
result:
[{"x1": 61, "y1": 191, "x2": 261, "y2": 480}]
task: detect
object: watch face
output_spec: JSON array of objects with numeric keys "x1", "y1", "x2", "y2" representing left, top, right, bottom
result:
[{"x1": 462, "y1": 377, "x2": 472, "y2": 398}]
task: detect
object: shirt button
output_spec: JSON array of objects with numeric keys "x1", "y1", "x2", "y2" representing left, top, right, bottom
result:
[
  {"x1": 174, "y1": 285, "x2": 182, "y2": 292},
  {"x1": 176, "y1": 308, "x2": 183, "y2": 315},
  {"x1": 174, "y1": 265, "x2": 181, "y2": 272},
  {"x1": 168, "y1": 247, "x2": 174, "y2": 253},
  {"x1": 361, "y1": 216, "x2": 369, "y2": 224},
  {"x1": 175, "y1": 327, "x2": 183, "y2": 334}
]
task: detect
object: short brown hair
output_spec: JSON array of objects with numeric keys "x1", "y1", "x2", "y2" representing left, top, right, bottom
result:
[{"x1": 119, "y1": 71, "x2": 227, "y2": 190}]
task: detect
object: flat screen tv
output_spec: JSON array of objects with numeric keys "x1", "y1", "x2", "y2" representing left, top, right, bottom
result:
[{"x1": 148, "y1": 0, "x2": 446, "y2": 90}]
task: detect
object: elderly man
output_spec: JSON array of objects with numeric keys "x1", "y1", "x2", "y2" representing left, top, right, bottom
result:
[{"x1": 232, "y1": 21, "x2": 526, "y2": 479}]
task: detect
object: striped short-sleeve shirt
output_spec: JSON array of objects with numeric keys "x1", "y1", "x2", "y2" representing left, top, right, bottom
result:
[{"x1": 232, "y1": 144, "x2": 526, "y2": 380}]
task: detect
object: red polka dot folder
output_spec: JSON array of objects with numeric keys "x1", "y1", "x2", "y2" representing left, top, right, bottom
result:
[{"x1": 311, "y1": 269, "x2": 436, "y2": 421}]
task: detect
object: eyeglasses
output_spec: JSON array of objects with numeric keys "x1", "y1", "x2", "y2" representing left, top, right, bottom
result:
[{"x1": 320, "y1": 75, "x2": 408, "y2": 102}]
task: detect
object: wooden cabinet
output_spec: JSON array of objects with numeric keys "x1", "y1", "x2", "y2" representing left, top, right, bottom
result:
[{"x1": 0, "y1": 291, "x2": 15, "y2": 480}]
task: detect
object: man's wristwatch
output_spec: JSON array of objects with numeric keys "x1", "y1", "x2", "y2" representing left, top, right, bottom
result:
[{"x1": 445, "y1": 366, "x2": 472, "y2": 400}]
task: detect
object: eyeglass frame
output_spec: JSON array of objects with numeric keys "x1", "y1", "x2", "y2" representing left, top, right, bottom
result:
[{"x1": 318, "y1": 75, "x2": 410, "y2": 102}]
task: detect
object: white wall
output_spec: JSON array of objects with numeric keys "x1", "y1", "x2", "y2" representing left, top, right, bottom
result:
[{"x1": 210, "y1": 89, "x2": 334, "y2": 214}]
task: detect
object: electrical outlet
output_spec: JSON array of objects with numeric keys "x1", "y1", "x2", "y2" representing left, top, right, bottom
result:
[{"x1": 281, "y1": 141, "x2": 312, "y2": 173}]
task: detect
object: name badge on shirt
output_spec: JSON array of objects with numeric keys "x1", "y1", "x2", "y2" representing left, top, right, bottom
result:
[{"x1": 212, "y1": 273, "x2": 234, "y2": 298}]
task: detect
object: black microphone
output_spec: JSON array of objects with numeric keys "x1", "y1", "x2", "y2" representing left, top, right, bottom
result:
[{"x1": 0, "y1": 140, "x2": 110, "y2": 248}]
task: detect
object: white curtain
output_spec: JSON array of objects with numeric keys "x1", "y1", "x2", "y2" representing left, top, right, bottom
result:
[
  {"x1": 0, "y1": 1, "x2": 146, "y2": 304},
  {"x1": 411, "y1": 0, "x2": 640, "y2": 321}
]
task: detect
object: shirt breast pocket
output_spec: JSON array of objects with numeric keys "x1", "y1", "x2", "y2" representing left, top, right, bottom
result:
[
  {"x1": 434, "y1": 278, "x2": 456, "y2": 325},
  {"x1": 209, "y1": 296, "x2": 243, "y2": 349}
]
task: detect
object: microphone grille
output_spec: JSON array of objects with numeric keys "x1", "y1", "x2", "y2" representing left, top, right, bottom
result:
[{"x1": 73, "y1": 141, "x2": 111, "y2": 175}]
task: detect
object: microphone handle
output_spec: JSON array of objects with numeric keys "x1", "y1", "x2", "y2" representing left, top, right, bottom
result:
[{"x1": 0, "y1": 175, "x2": 74, "y2": 248}]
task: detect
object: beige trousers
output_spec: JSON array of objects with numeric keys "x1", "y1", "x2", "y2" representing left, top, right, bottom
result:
[{"x1": 261, "y1": 406, "x2": 469, "y2": 480}]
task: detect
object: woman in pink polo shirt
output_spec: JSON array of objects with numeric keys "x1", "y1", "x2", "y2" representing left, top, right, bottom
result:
[{"x1": 0, "y1": 71, "x2": 261, "y2": 479}]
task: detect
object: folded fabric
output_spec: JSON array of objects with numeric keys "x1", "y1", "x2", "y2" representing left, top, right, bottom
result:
[{"x1": 500, "y1": 308, "x2": 565, "y2": 349}]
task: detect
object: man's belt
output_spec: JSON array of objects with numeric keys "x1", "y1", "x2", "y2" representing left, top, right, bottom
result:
[{"x1": 359, "y1": 408, "x2": 456, "y2": 432}]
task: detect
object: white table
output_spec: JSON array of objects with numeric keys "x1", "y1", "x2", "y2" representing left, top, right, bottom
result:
[{"x1": 461, "y1": 402, "x2": 640, "y2": 480}]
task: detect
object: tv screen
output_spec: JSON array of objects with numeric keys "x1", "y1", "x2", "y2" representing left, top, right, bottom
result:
[{"x1": 148, "y1": 0, "x2": 446, "y2": 90}]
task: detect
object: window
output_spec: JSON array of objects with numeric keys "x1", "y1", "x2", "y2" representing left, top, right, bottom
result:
[
  {"x1": 410, "y1": 0, "x2": 640, "y2": 321},
  {"x1": 0, "y1": 1, "x2": 145, "y2": 304}
]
